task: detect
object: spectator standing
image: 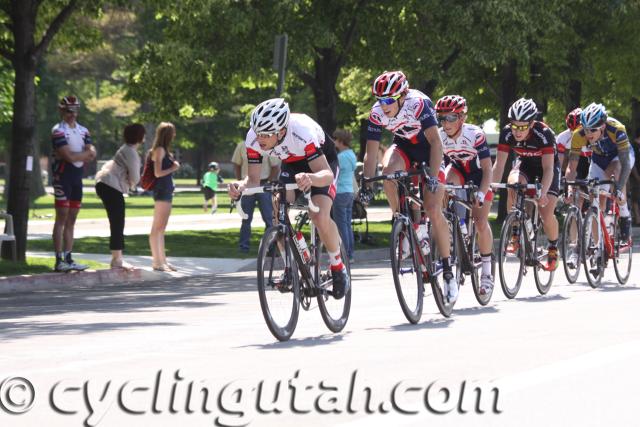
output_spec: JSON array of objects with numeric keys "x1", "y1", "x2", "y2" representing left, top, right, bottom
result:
[
  {"x1": 95, "y1": 123, "x2": 144, "y2": 270},
  {"x1": 333, "y1": 129, "x2": 357, "y2": 261},
  {"x1": 231, "y1": 141, "x2": 280, "y2": 253},
  {"x1": 202, "y1": 162, "x2": 223, "y2": 213},
  {"x1": 148, "y1": 122, "x2": 180, "y2": 271},
  {"x1": 51, "y1": 96, "x2": 96, "y2": 272}
]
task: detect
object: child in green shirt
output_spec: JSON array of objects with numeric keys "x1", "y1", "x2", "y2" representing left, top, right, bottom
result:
[{"x1": 202, "y1": 162, "x2": 223, "y2": 213}]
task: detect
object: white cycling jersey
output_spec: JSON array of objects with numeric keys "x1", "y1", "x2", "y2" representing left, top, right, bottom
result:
[
  {"x1": 438, "y1": 123, "x2": 490, "y2": 173},
  {"x1": 557, "y1": 128, "x2": 590, "y2": 157},
  {"x1": 245, "y1": 113, "x2": 326, "y2": 164},
  {"x1": 367, "y1": 89, "x2": 437, "y2": 141}
]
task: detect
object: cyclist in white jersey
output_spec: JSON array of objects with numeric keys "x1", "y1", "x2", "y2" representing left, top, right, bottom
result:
[
  {"x1": 436, "y1": 95, "x2": 494, "y2": 295},
  {"x1": 362, "y1": 71, "x2": 458, "y2": 303},
  {"x1": 228, "y1": 98, "x2": 349, "y2": 299}
]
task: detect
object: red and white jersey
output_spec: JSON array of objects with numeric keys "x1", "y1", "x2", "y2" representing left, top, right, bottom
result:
[
  {"x1": 439, "y1": 123, "x2": 491, "y2": 173},
  {"x1": 51, "y1": 121, "x2": 92, "y2": 168},
  {"x1": 245, "y1": 113, "x2": 326, "y2": 164},
  {"x1": 367, "y1": 89, "x2": 438, "y2": 141},
  {"x1": 557, "y1": 128, "x2": 590, "y2": 157}
]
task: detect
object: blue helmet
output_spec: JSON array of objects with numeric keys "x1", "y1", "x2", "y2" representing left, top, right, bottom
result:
[{"x1": 580, "y1": 103, "x2": 607, "y2": 128}]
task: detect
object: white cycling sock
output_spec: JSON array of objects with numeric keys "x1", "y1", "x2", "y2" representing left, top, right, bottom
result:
[
  {"x1": 481, "y1": 254, "x2": 492, "y2": 276},
  {"x1": 619, "y1": 203, "x2": 630, "y2": 217},
  {"x1": 328, "y1": 249, "x2": 342, "y2": 268}
]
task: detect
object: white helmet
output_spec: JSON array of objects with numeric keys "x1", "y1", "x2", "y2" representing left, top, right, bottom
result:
[
  {"x1": 580, "y1": 103, "x2": 607, "y2": 128},
  {"x1": 250, "y1": 98, "x2": 290, "y2": 134},
  {"x1": 508, "y1": 98, "x2": 538, "y2": 122}
]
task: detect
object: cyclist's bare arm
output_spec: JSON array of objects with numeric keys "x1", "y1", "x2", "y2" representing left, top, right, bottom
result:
[
  {"x1": 424, "y1": 126, "x2": 443, "y2": 179},
  {"x1": 479, "y1": 156, "x2": 493, "y2": 195},
  {"x1": 304, "y1": 155, "x2": 334, "y2": 187},
  {"x1": 228, "y1": 163, "x2": 262, "y2": 199},
  {"x1": 565, "y1": 152, "x2": 580, "y2": 181},
  {"x1": 492, "y1": 149, "x2": 509, "y2": 184},
  {"x1": 363, "y1": 139, "x2": 380, "y2": 181}
]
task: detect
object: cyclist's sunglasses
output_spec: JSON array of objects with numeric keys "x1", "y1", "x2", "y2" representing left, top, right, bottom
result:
[
  {"x1": 377, "y1": 94, "x2": 401, "y2": 105},
  {"x1": 584, "y1": 123, "x2": 604, "y2": 134},
  {"x1": 438, "y1": 114, "x2": 461, "y2": 123},
  {"x1": 510, "y1": 122, "x2": 532, "y2": 132},
  {"x1": 256, "y1": 131, "x2": 279, "y2": 138}
]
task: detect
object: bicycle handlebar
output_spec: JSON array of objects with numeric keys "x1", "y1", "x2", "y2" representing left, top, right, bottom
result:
[
  {"x1": 360, "y1": 163, "x2": 432, "y2": 184},
  {"x1": 237, "y1": 183, "x2": 318, "y2": 220}
]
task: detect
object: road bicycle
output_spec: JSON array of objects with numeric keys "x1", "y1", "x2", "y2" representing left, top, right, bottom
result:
[
  {"x1": 494, "y1": 182, "x2": 554, "y2": 298},
  {"x1": 559, "y1": 179, "x2": 590, "y2": 283},
  {"x1": 238, "y1": 183, "x2": 351, "y2": 341},
  {"x1": 362, "y1": 165, "x2": 452, "y2": 323},
  {"x1": 444, "y1": 183, "x2": 495, "y2": 306},
  {"x1": 578, "y1": 178, "x2": 632, "y2": 287}
]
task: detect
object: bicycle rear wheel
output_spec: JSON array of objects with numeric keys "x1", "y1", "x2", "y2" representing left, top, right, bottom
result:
[
  {"x1": 581, "y1": 210, "x2": 603, "y2": 288},
  {"x1": 498, "y1": 212, "x2": 525, "y2": 299},
  {"x1": 533, "y1": 225, "x2": 554, "y2": 295},
  {"x1": 257, "y1": 227, "x2": 300, "y2": 341},
  {"x1": 561, "y1": 208, "x2": 581, "y2": 284},
  {"x1": 470, "y1": 228, "x2": 494, "y2": 306},
  {"x1": 613, "y1": 216, "x2": 633, "y2": 284},
  {"x1": 315, "y1": 237, "x2": 352, "y2": 333},
  {"x1": 390, "y1": 218, "x2": 424, "y2": 323}
]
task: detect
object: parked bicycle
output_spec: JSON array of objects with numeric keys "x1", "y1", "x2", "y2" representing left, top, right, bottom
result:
[
  {"x1": 578, "y1": 178, "x2": 632, "y2": 287},
  {"x1": 443, "y1": 183, "x2": 495, "y2": 306},
  {"x1": 362, "y1": 164, "x2": 452, "y2": 323},
  {"x1": 494, "y1": 181, "x2": 555, "y2": 298},
  {"x1": 238, "y1": 183, "x2": 351, "y2": 341}
]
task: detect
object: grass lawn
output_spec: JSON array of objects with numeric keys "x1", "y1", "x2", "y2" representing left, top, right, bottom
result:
[
  {"x1": 5, "y1": 190, "x2": 234, "y2": 221},
  {"x1": 0, "y1": 257, "x2": 108, "y2": 277},
  {"x1": 27, "y1": 222, "x2": 395, "y2": 259}
]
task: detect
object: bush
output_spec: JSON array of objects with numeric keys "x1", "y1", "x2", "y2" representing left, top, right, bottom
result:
[{"x1": 174, "y1": 162, "x2": 196, "y2": 178}]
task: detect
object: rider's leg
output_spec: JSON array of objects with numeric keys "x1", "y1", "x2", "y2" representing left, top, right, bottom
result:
[
  {"x1": 309, "y1": 195, "x2": 340, "y2": 254},
  {"x1": 381, "y1": 148, "x2": 408, "y2": 215}
]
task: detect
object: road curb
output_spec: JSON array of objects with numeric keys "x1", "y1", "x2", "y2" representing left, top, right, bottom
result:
[{"x1": 0, "y1": 267, "x2": 163, "y2": 294}]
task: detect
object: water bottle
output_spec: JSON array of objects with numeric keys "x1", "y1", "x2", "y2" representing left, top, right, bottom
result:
[
  {"x1": 460, "y1": 218, "x2": 468, "y2": 236},
  {"x1": 525, "y1": 218, "x2": 534, "y2": 239},
  {"x1": 295, "y1": 231, "x2": 311, "y2": 263},
  {"x1": 415, "y1": 223, "x2": 430, "y2": 256}
]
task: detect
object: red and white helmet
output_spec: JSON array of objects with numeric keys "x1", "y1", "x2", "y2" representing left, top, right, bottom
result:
[
  {"x1": 565, "y1": 108, "x2": 582, "y2": 131},
  {"x1": 58, "y1": 95, "x2": 80, "y2": 111},
  {"x1": 435, "y1": 95, "x2": 468, "y2": 114},
  {"x1": 372, "y1": 71, "x2": 409, "y2": 98}
]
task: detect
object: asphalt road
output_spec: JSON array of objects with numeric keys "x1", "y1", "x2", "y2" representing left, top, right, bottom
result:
[{"x1": 0, "y1": 256, "x2": 639, "y2": 427}]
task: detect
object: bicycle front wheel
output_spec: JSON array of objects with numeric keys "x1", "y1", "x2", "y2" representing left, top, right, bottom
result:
[
  {"x1": 257, "y1": 227, "x2": 300, "y2": 341},
  {"x1": 581, "y1": 210, "x2": 603, "y2": 288},
  {"x1": 390, "y1": 218, "x2": 424, "y2": 323},
  {"x1": 613, "y1": 216, "x2": 633, "y2": 284},
  {"x1": 498, "y1": 212, "x2": 524, "y2": 299},
  {"x1": 429, "y1": 217, "x2": 457, "y2": 318},
  {"x1": 533, "y1": 224, "x2": 555, "y2": 295},
  {"x1": 561, "y1": 208, "x2": 581, "y2": 284},
  {"x1": 315, "y1": 238, "x2": 352, "y2": 333},
  {"x1": 470, "y1": 228, "x2": 494, "y2": 306}
]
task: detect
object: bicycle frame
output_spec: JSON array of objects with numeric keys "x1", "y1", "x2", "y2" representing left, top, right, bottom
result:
[{"x1": 443, "y1": 184, "x2": 478, "y2": 274}]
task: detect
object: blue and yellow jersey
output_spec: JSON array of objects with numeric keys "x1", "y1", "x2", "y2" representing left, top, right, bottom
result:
[{"x1": 570, "y1": 117, "x2": 629, "y2": 169}]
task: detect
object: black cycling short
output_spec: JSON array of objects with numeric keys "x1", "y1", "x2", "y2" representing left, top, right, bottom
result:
[
  {"x1": 279, "y1": 156, "x2": 339, "y2": 200},
  {"x1": 511, "y1": 159, "x2": 560, "y2": 197},
  {"x1": 576, "y1": 155, "x2": 590, "y2": 180}
]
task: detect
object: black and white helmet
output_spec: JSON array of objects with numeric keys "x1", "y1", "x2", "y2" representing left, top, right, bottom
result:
[
  {"x1": 250, "y1": 98, "x2": 290, "y2": 134},
  {"x1": 508, "y1": 98, "x2": 538, "y2": 122}
]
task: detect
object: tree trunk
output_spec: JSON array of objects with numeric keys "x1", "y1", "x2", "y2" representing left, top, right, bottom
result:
[
  {"x1": 567, "y1": 79, "x2": 581, "y2": 112},
  {"x1": 310, "y1": 48, "x2": 339, "y2": 134},
  {"x1": 497, "y1": 59, "x2": 518, "y2": 223},
  {"x1": 5, "y1": 64, "x2": 37, "y2": 261}
]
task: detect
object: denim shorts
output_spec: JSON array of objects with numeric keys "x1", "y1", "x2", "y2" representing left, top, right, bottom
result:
[{"x1": 153, "y1": 187, "x2": 173, "y2": 202}]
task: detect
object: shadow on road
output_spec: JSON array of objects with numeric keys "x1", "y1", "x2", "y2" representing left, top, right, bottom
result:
[
  {"x1": 238, "y1": 332, "x2": 351, "y2": 350},
  {"x1": 0, "y1": 274, "x2": 259, "y2": 340},
  {"x1": 514, "y1": 293, "x2": 568, "y2": 303},
  {"x1": 366, "y1": 317, "x2": 454, "y2": 332},
  {"x1": 453, "y1": 305, "x2": 500, "y2": 316}
]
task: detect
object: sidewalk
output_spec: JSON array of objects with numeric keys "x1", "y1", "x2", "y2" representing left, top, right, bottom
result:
[{"x1": 0, "y1": 248, "x2": 388, "y2": 294}]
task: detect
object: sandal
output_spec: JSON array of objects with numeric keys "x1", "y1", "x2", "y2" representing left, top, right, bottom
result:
[
  {"x1": 152, "y1": 264, "x2": 171, "y2": 272},
  {"x1": 165, "y1": 263, "x2": 178, "y2": 271}
]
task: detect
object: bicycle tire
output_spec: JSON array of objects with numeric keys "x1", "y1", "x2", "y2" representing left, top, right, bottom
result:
[
  {"x1": 533, "y1": 223, "x2": 554, "y2": 295},
  {"x1": 498, "y1": 212, "x2": 524, "y2": 299},
  {"x1": 390, "y1": 218, "x2": 424, "y2": 323},
  {"x1": 470, "y1": 228, "x2": 494, "y2": 306},
  {"x1": 613, "y1": 215, "x2": 633, "y2": 284},
  {"x1": 429, "y1": 218, "x2": 455, "y2": 317},
  {"x1": 257, "y1": 227, "x2": 300, "y2": 341},
  {"x1": 561, "y1": 208, "x2": 581, "y2": 284},
  {"x1": 581, "y1": 210, "x2": 603, "y2": 288},
  {"x1": 315, "y1": 237, "x2": 352, "y2": 333}
]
